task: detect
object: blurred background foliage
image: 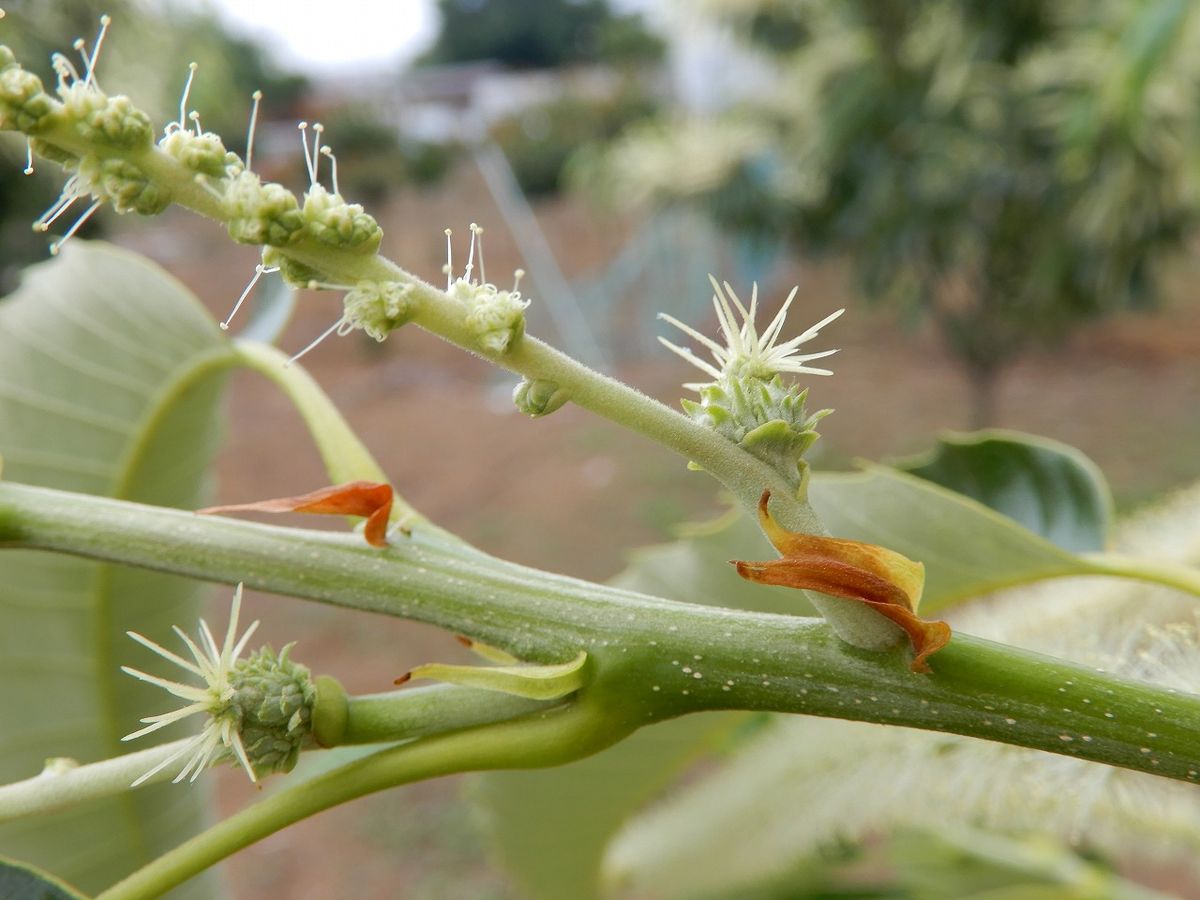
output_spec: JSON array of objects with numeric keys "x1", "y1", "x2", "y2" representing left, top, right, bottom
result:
[
  {"x1": 581, "y1": 0, "x2": 1200, "y2": 425},
  {"x1": 421, "y1": 0, "x2": 665, "y2": 69},
  {"x1": 491, "y1": 85, "x2": 659, "y2": 196}
]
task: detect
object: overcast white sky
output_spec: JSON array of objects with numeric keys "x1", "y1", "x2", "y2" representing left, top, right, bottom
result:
[{"x1": 199, "y1": 0, "x2": 440, "y2": 73}]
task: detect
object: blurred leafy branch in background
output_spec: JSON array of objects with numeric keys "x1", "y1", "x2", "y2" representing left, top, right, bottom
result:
[
  {"x1": 421, "y1": 0, "x2": 664, "y2": 70},
  {"x1": 581, "y1": 0, "x2": 1200, "y2": 426}
]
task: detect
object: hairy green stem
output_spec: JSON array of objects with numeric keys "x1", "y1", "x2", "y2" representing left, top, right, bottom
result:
[
  {"x1": 341, "y1": 684, "x2": 558, "y2": 745},
  {"x1": 0, "y1": 740, "x2": 191, "y2": 823},
  {"x1": 3, "y1": 481, "x2": 1199, "y2": 785},
  {"x1": 0, "y1": 684, "x2": 559, "y2": 824}
]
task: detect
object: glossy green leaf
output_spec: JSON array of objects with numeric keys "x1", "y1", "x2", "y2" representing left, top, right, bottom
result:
[
  {"x1": 0, "y1": 242, "x2": 233, "y2": 895},
  {"x1": 809, "y1": 465, "x2": 1117, "y2": 614},
  {"x1": 0, "y1": 856, "x2": 89, "y2": 900},
  {"x1": 474, "y1": 509, "x2": 778, "y2": 900},
  {"x1": 896, "y1": 430, "x2": 1113, "y2": 553}
]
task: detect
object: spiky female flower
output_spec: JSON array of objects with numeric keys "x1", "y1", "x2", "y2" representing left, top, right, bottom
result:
[
  {"x1": 120, "y1": 584, "x2": 260, "y2": 786},
  {"x1": 661, "y1": 276, "x2": 843, "y2": 485},
  {"x1": 659, "y1": 275, "x2": 843, "y2": 390}
]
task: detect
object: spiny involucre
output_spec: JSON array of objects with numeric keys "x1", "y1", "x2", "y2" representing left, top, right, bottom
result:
[{"x1": 661, "y1": 276, "x2": 842, "y2": 486}]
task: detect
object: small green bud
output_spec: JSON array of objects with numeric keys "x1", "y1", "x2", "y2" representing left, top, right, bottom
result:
[
  {"x1": 302, "y1": 185, "x2": 382, "y2": 253},
  {"x1": 89, "y1": 94, "x2": 153, "y2": 148},
  {"x1": 0, "y1": 66, "x2": 53, "y2": 132},
  {"x1": 30, "y1": 138, "x2": 78, "y2": 167},
  {"x1": 343, "y1": 280, "x2": 415, "y2": 341},
  {"x1": 0, "y1": 45, "x2": 16, "y2": 72},
  {"x1": 78, "y1": 156, "x2": 170, "y2": 215},
  {"x1": 229, "y1": 643, "x2": 317, "y2": 777},
  {"x1": 161, "y1": 128, "x2": 240, "y2": 178},
  {"x1": 262, "y1": 246, "x2": 323, "y2": 287},
  {"x1": 225, "y1": 172, "x2": 304, "y2": 246},
  {"x1": 513, "y1": 378, "x2": 569, "y2": 417},
  {"x1": 59, "y1": 85, "x2": 152, "y2": 149},
  {"x1": 459, "y1": 282, "x2": 529, "y2": 354}
]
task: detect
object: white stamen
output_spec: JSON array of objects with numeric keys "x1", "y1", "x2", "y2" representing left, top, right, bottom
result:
[
  {"x1": 177, "y1": 62, "x2": 198, "y2": 132},
  {"x1": 287, "y1": 315, "x2": 347, "y2": 366},
  {"x1": 319, "y1": 145, "x2": 339, "y2": 196},
  {"x1": 83, "y1": 15, "x2": 111, "y2": 89},
  {"x1": 188, "y1": 109, "x2": 202, "y2": 138},
  {"x1": 51, "y1": 53, "x2": 81, "y2": 91},
  {"x1": 474, "y1": 224, "x2": 486, "y2": 283},
  {"x1": 23, "y1": 138, "x2": 34, "y2": 175},
  {"x1": 73, "y1": 38, "x2": 88, "y2": 72},
  {"x1": 49, "y1": 199, "x2": 103, "y2": 255},
  {"x1": 513, "y1": 268, "x2": 525, "y2": 291},
  {"x1": 245, "y1": 90, "x2": 262, "y2": 172},
  {"x1": 444, "y1": 228, "x2": 454, "y2": 289},
  {"x1": 298, "y1": 122, "x2": 315, "y2": 185},
  {"x1": 305, "y1": 278, "x2": 353, "y2": 292},
  {"x1": 222, "y1": 264, "x2": 266, "y2": 330},
  {"x1": 464, "y1": 222, "x2": 479, "y2": 282},
  {"x1": 310, "y1": 123, "x2": 324, "y2": 186},
  {"x1": 34, "y1": 181, "x2": 82, "y2": 231}
]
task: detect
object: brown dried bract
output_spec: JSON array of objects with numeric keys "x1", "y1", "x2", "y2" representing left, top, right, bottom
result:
[
  {"x1": 199, "y1": 481, "x2": 394, "y2": 547},
  {"x1": 734, "y1": 490, "x2": 950, "y2": 673}
]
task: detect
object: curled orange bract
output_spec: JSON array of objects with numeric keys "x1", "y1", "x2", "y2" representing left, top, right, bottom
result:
[
  {"x1": 734, "y1": 490, "x2": 950, "y2": 673},
  {"x1": 199, "y1": 481, "x2": 394, "y2": 547}
]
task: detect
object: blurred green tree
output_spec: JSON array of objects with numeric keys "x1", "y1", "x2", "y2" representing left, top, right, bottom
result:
[
  {"x1": 422, "y1": 0, "x2": 663, "y2": 69},
  {"x1": 585, "y1": 0, "x2": 1200, "y2": 426},
  {"x1": 493, "y1": 86, "x2": 658, "y2": 195}
]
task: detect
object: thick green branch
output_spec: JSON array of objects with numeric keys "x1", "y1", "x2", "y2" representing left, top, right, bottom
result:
[{"x1": 3, "y1": 481, "x2": 1199, "y2": 787}]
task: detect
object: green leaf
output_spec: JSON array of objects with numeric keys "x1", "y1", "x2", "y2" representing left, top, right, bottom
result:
[
  {"x1": 0, "y1": 242, "x2": 234, "y2": 895},
  {"x1": 474, "y1": 509, "x2": 779, "y2": 900},
  {"x1": 896, "y1": 430, "x2": 1113, "y2": 553},
  {"x1": 0, "y1": 856, "x2": 89, "y2": 900},
  {"x1": 808, "y1": 465, "x2": 1118, "y2": 614}
]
